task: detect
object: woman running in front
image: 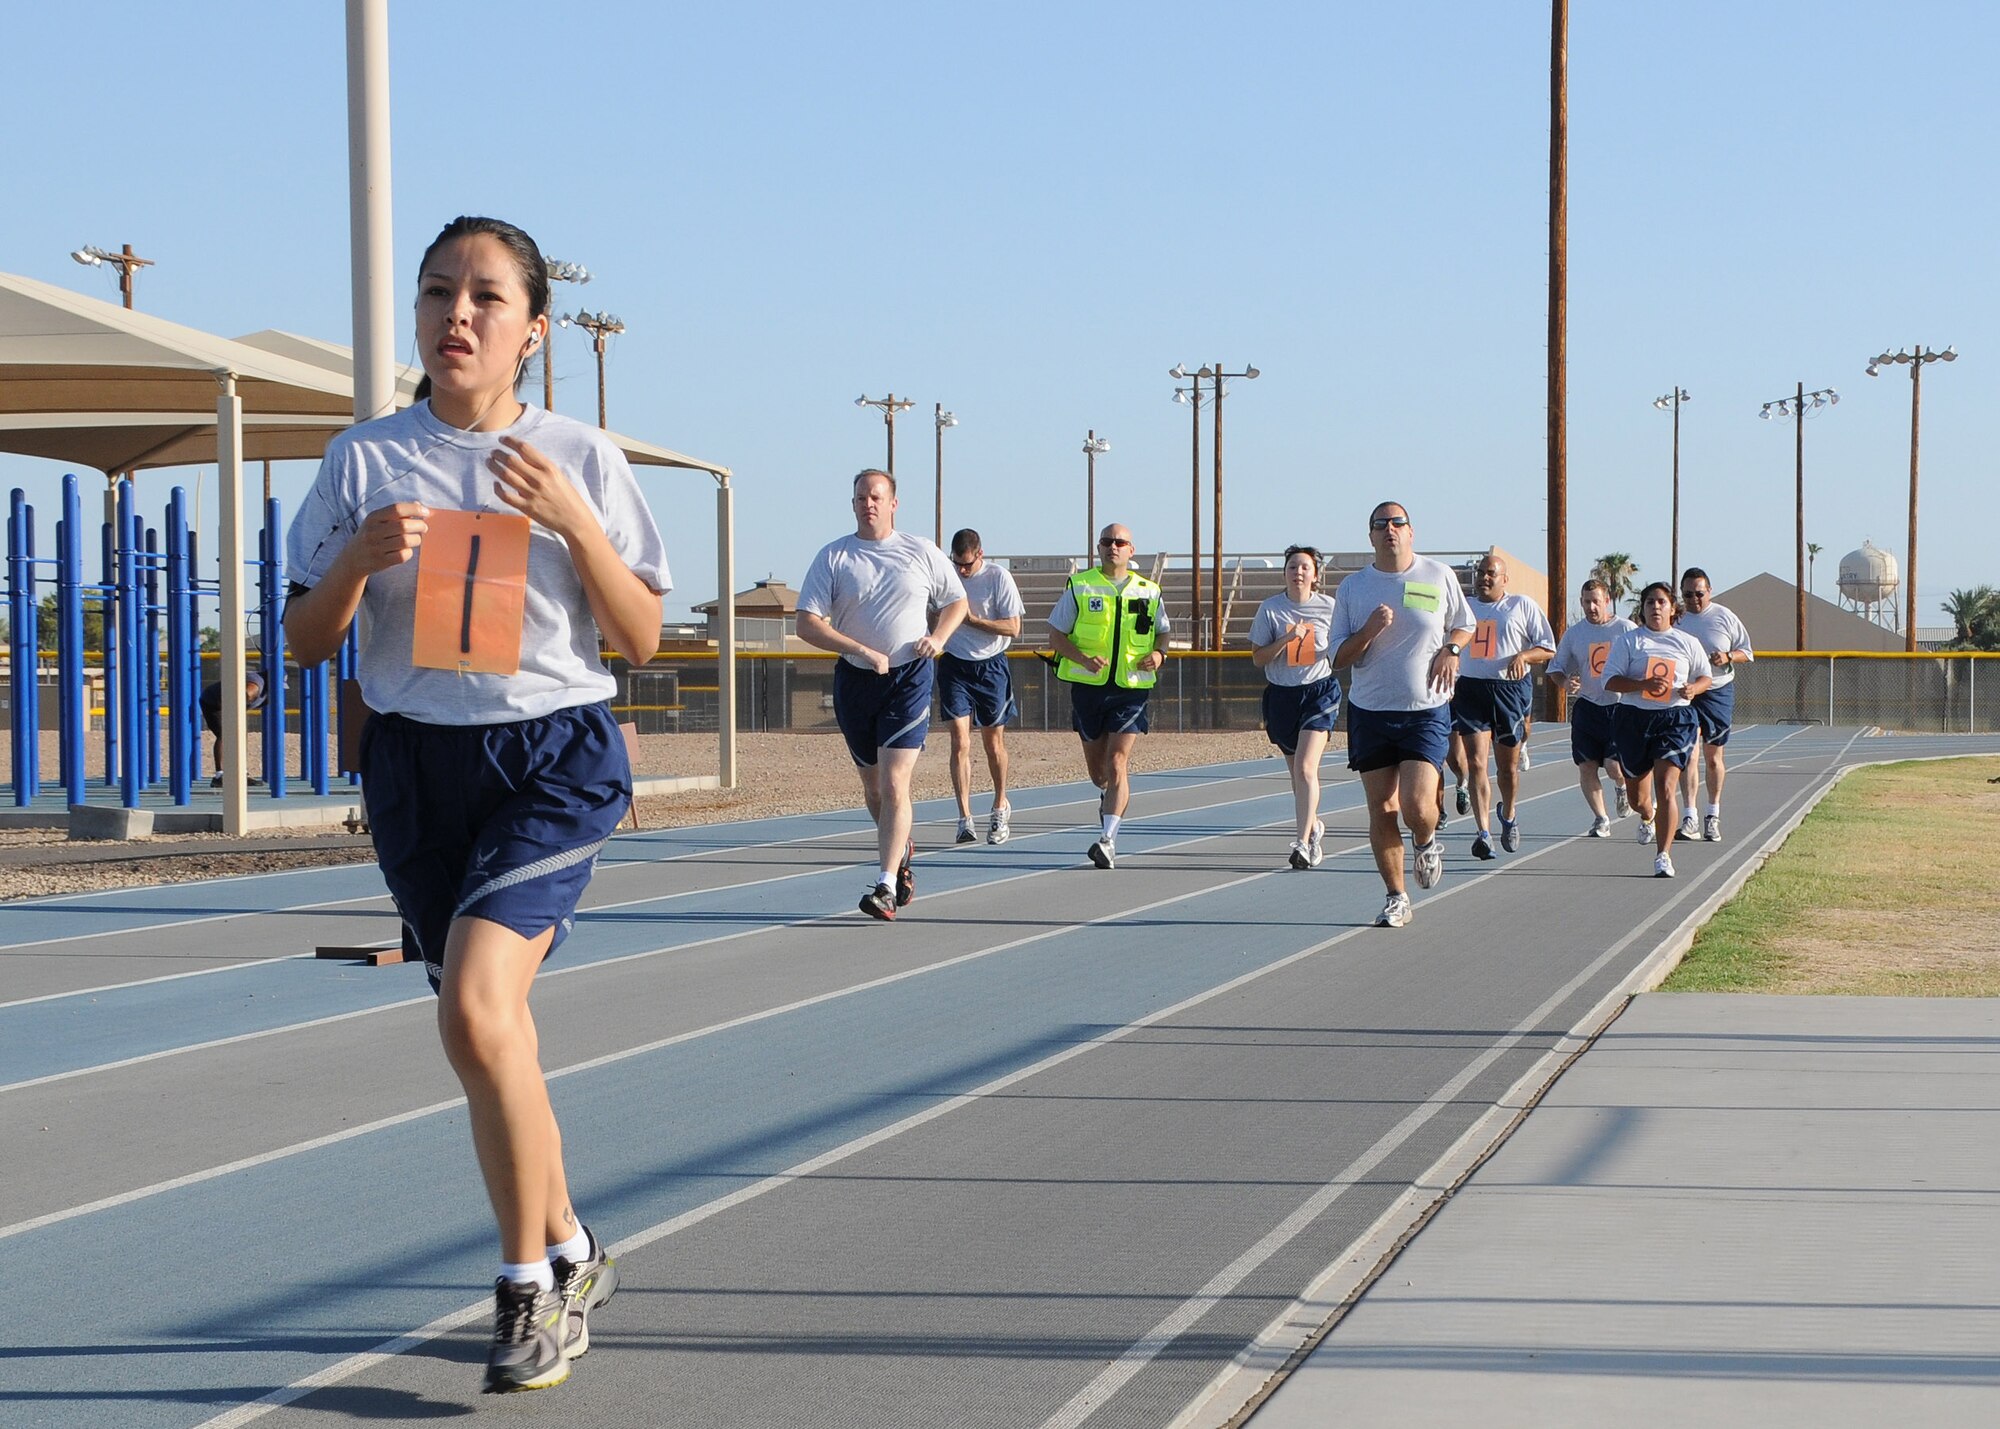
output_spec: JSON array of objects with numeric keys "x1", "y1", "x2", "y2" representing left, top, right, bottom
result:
[
  {"x1": 1602, "y1": 581, "x2": 1713, "y2": 878},
  {"x1": 1248, "y1": 545, "x2": 1342, "y2": 869},
  {"x1": 284, "y1": 216, "x2": 668, "y2": 1393}
]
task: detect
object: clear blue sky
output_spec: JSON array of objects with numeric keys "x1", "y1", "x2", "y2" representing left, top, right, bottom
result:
[{"x1": 4, "y1": 1, "x2": 1992, "y2": 629}]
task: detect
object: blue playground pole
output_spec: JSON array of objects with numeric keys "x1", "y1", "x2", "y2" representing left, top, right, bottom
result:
[
  {"x1": 116, "y1": 481, "x2": 143, "y2": 808},
  {"x1": 144, "y1": 524, "x2": 162, "y2": 786},
  {"x1": 259, "y1": 498, "x2": 287, "y2": 798},
  {"x1": 58, "y1": 477, "x2": 86, "y2": 807},
  {"x1": 7, "y1": 489, "x2": 40, "y2": 806},
  {"x1": 338, "y1": 623, "x2": 361, "y2": 786},
  {"x1": 166, "y1": 488, "x2": 192, "y2": 805},
  {"x1": 101, "y1": 518, "x2": 117, "y2": 788}
]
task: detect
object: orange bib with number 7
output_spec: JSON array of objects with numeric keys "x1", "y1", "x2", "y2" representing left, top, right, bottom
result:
[
  {"x1": 411, "y1": 509, "x2": 532, "y2": 675},
  {"x1": 1284, "y1": 621, "x2": 1318, "y2": 667}
]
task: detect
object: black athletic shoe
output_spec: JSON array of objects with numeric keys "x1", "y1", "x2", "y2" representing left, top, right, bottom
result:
[
  {"x1": 484, "y1": 1278, "x2": 569, "y2": 1393},
  {"x1": 552, "y1": 1227, "x2": 619, "y2": 1361},
  {"x1": 1470, "y1": 831, "x2": 1495, "y2": 861},
  {"x1": 895, "y1": 838, "x2": 916, "y2": 907},
  {"x1": 859, "y1": 883, "x2": 897, "y2": 920},
  {"x1": 1455, "y1": 785, "x2": 1471, "y2": 817}
]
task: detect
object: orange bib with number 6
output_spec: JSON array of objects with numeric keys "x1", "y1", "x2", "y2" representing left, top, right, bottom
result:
[
  {"x1": 1588, "y1": 641, "x2": 1610, "y2": 678},
  {"x1": 411, "y1": 509, "x2": 532, "y2": 675}
]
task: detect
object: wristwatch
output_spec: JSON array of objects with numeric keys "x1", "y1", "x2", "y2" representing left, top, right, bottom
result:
[{"x1": 1444, "y1": 642, "x2": 1462, "y2": 657}]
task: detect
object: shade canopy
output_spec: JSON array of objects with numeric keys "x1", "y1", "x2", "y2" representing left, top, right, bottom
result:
[{"x1": 0, "y1": 271, "x2": 731, "y2": 480}]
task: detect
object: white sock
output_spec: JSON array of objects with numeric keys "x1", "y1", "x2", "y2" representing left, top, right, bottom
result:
[
  {"x1": 500, "y1": 1260, "x2": 555, "y2": 1291},
  {"x1": 1101, "y1": 814, "x2": 1121, "y2": 841},
  {"x1": 548, "y1": 1227, "x2": 590, "y2": 1265},
  {"x1": 1706, "y1": 802, "x2": 1720, "y2": 817},
  {"x1": 877, "y1": 868, "x2": 895, "y2": 889}
]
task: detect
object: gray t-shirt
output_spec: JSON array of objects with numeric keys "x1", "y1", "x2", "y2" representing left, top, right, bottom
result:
[
  {"x1": 944, "y1": 562, "x2": 1025, "y2": 662},
  {"x1": 797, "y1": 530, "x2": 965, "y2": 668},
  {"x1": 1459, "y1": 592, "x2": 1556, "y2": 681},
  {"x1": 1326, "y1": 555, "x2": 1475, "y2": 712},
  {"x1": 1248, "y1": 592, "x2": 1338, "y2": 687},
  {"x1": 1606, "y1": 625, "x2": 1714, "y2": 710},
  {"x1": 285, "y1": 401, "x2": 670, "y2": 724},
  {"x1": 1548, "y1": 616, "x2": 1638, "y2": 706},
  {"x1": 1674, "y1": 602, "x2": 1753, "y2": 689}
]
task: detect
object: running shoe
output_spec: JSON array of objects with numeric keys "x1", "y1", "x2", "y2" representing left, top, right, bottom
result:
[
  {"x1": 987, "y1": 805, "x2": 1012, "y2": 845},
  {"x1": 552, "y1": 1227, "x2": 619, "y2": 1360},
  {"x1": 1614, "y1": 785, "x2": 1630, "y2": 818},
  {"x1": 1636, "y1": 820, "x2": 1654, "y2": 845},
  {"x1": 484, "y1": 1277, "x2": 570, "y2": 1394},
  {"x1": 859, "y1": 883, "x2": 897, "y2": 920},
  {"x1": 1470, "y1": 831, "x2": 1495, "y2": 861},
  {"x1": 1703, "y1": 813, "x2": 1721, "y2": 843},
  {"x1": 1413, "y1": 839, "x2": 1443, "y2": 889},
  {"x1": 1455, "y1": 784, "x2": 1471, "y2": 816},
  {"x1": 1306, "y1": 819, "x2": 1325, "y2": 868},
  {"x1": 1499, "y1": 814, "x2": 1521, "y2": 853},
  {"x1": 1654, "y1": 853, "x2": 1676, "y2": 879},
  {"x1": 895, "y1": 838, "x2": 916, "y2": 906},
  {"x1": 955, "y1": 817, "x2": 976, "y2": 845},
  {"x1": 1678, "y1": 812, "x2": 1699, "y2": 842},
  {"x1": 1588, "y1": 814, "x2": 1612, "y2": 838},
  {"x1": 1087, "y1": 835, "x2": 1116, "y2": 869},
  {"x1": 1374, "y1": 892, "x2": 1413, "y2": 928},
  {"x1": 1288, "y1": 840, "x2": 1311, "y2": 871}
]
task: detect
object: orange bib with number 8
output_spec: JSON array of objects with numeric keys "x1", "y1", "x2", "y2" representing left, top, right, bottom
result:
[
  {"x1": 411, "y1": 509, "x2": 532, "y2": 676},
  {"x1": 1642, "y1": 656, "x2": 1676, "y2": 705}
]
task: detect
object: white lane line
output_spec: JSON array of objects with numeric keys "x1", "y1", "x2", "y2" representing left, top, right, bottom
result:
[{"x1": 0, "y1": 783, "x2": 1308, "y2": 1095}]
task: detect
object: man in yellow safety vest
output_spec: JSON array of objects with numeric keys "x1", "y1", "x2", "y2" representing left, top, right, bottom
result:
[{"x1": 1047, "y1": 522, "x2": 1169, "y2": 869}]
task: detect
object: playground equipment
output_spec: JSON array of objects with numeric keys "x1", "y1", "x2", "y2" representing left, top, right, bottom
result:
[{"x1": 5, "y1": 472, "x2": 358, "y2": 809}]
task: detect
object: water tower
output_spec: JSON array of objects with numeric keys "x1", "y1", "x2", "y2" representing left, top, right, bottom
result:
[{"x1": 1837, "y1": 539, "x2": 1900, "y2": 630}]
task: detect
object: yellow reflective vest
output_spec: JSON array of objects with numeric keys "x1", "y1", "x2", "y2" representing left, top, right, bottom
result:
[{"x1": 1055, "y1": 569, "x2": 1163, "y2": 689}]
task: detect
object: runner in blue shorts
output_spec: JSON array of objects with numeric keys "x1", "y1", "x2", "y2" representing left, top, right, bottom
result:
[
  {"x1": 797, "y1": 469, "x2": 967, "y2": 919},
  {"x1": 1604, "y1": 582, "x2": 1715, "y2": 878},
  {"x1": 1542, "y1": 577, "x2": 1636, "y2": 836},
  {"x1": 1049, "y1": 522, "x2": 1168, "y2": 869},
  {"x1": 1249, "y1": 545, "x2": 1342, "y2": 870},
  {"x1": 938, "y1": 529, "x2": 1023, "y2": 845},
  {"x1": 1450, "y1": 551, "x2": 1555, "y2": 859},
  {"x1": 284, "y1": 216, "x2": 661, "y2": 1392},
  {"x1": 1327, "y1": 502, "x2": 1476, "y2": 928},
  {"x1": 1674, "y1": 569, "x2": 1754, "y2": 844}
]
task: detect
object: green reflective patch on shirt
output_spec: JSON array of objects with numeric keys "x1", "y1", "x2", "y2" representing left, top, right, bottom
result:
[{"x1": 1401, "y1": 581, "x2": 1442, "y2": 613}]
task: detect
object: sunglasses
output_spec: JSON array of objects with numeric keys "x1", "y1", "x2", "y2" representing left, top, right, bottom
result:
[
  {"x1": 952, "y1": 555, "x2": 979, "y2": 568},
  {"x1": 1369, "y1": 515, "x2": 1411, "y2": 530},
  {"x1": 1099, "y1": 537, "x2": 1132, "y2": 547}
]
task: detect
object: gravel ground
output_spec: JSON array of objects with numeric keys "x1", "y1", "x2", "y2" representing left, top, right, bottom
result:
[{"x1": 0, "y1": 730, "x2": 1288, "y2": 901}]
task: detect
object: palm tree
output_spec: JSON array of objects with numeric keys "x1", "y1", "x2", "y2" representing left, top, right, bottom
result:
[
  {"x1": 1942, "y1": 586, "x2": 2000, "y2": 651},
  {"x1": 1807, "y1": 542, "x2": 1823, "y2": 597},
  {"x1": 1592, "y1": 552, "x2": 1640, "y2": 615}
]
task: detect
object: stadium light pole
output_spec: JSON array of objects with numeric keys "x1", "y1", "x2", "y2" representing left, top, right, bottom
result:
[
  {"x1": 1758, "y1": 382, "x2": 1838, "y2": 650},
  {"x1": 540, "y1": 257, "x2": 591, "y2": 411},
  {"x1": 1207, "y1": 361, "x2": 1260, "y2": 650},
  {"x1": 1652, "y1": 388, "x2": 1691, "y2": 587},
  {"x1": 562, "y1": 311, "x2": 624, "y2": 429},
  {"x1": 933, "y1": 403, "x2": 958, "y2": 546},
  {"x1": 1170, "y1": 365, "x2": 1208, "y2": 643},
  {"x1": 1866, "y1": 345, "x2": 1957, "y2": 651},
  {"x1": 70, "y1": 243, "x2": 154, "y2": 309},
  {"x1": 1082, "y1": 431, "x2": 1111, "y2": 561},
  {"x1": 855, "y1": 393, "x2": 916, "y2": 480}
]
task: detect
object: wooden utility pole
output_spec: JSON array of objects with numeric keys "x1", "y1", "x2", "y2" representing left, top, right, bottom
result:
[{"x1": 1547, "y1": 0, "x2": 1569, "y2": 660}]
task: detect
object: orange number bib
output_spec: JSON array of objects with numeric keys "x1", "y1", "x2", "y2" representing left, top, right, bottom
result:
[
  {"x1": 1642, "y1": 656, "x2": 1676, "y2": 705},
  {"x1": 1588, "y1": 641, "x2": 1611, "y2": 678},
  {"x1": 1468, "y1": 618, "x2": 1498, "y2": 662},
  {"x1": 1284, "y1": 621, "x2": 1317, "y2": 667},
  {"x1": 411, "y1": 509, "x2": 532, "y2": 676}
]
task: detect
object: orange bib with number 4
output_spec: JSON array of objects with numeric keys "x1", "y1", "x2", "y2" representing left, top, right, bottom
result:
[
  {"x1": 411, "y1": 509, "x2": 531, "y2": 675},
  {"x1": 1468, "y1": 618, "x2": 1498, "y2": 662}
]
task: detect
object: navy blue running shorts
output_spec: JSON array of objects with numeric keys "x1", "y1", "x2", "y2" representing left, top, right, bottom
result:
[
  {"x1": 1069, "y1": 680, "x2": 1151, "y2": 741},
  {"x1": 1613, "y1": 703, "x2": 1699, "y2": 777},
  {"x1": 936, "y1": 651, "x2": 1017, "y2": 728},
  {"x1": 1570, "y1": 698, "x2": 1618, "y2": 766},
  {"x1": 833, "y1": 657, "x2": 935, "y2": 767},
  {"x1": 1261, "y1": 675, "x2": 1343, "y2": 758},
  {"x1": 1450, "y1": 674, "x2": 1534, "y2": 746},
  {"x1": 361, "y1": 701, "x2": 630, "y2": 993},
  {"x1": 1690, "y1": 682, "x2": 1734, "y2": 747},
  {"x1": 1346, "y1": 703, "x2": 1449, "y2": 774}
]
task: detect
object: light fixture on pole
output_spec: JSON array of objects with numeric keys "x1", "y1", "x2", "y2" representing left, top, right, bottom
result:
[
  {"x1": 560, "y1": 310, "x2": 624, "y2": 429},
  {"x1": 933, "y1": 404, "x2": 958, "y2": 546},
  {"x1": 1652, "y1": 387, "x2": 1691, "y2": 587},
  {"x1": 1866, "y1": 345, "x2": 1957, "y2": 651},
  {"x1": 539, "y1": 256, "x2": 591, "y2": 411},
  {"x1": 1205, "y1": 361, "x2": 1259, "y2": 650},
  {"x1": 1082, "y1": 431, "x2": 1111, "y2": 560},
  {"x1": 855, "y1": 393, "x2": 916, "y2": 479},
  {"x1": 1170, "y1": 365, "x2": 1209, "y2": 644},
  {"x1": 70, "y1": 243, "x2": 154, "y2": 309},
  {"x1": 1758, "y1": 383, "x2": 1838, "y2": 650}
]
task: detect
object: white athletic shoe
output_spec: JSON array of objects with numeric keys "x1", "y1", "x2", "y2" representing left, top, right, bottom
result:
[
  {"x1": 1306, "y1": 819, "x2": 1325, "y2": 868},
  {"x1": 955, "y1": 817, "x2": 977, "y2": 845},
  {"x1": 1374, "y1": 892, "x2": 1413, "y2": 928},
  {"x1": 1087, "y1": 836, "x2": 1116, "y2": 870},
  {"x1": 1654, "y1": 853, "x2": 1676, "y2": 878},
  {"x1": 1588, "y1": 814, "x2": 1612, "y2": 838},
  {"x1": 1678, "y1": 812, "x2": 1699, "y2": 842},
  {"x1": 1288, "y1": 840, "x2": 1311, "y2": 871},
  {"x1": 1614, "y1": 786, "x2": 1630, "y2": 818},
  {"x1": 1636, "y1": 820, "x2": 1655, "y2": 845},
  {"x1": 1703, "y1": 813, "x2": 1720, "y2": 843},
  {"x1": 1413, "y1": 840, "x2": 1443, "y2": 889},
  {"x1": 988, "y1": 805, "x2": 1012, "y2": 845}
]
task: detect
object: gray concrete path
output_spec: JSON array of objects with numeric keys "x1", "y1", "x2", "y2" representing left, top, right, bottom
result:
[{"x1": 1248, "y1": 994, "x2": 2000, "y2": 1427}]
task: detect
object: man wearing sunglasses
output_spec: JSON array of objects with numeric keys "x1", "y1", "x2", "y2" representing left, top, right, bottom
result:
[
  {"x1": 1328, "y1": 502, "x2": 1477, "y2": 928},
  {"x1": 1048, "y1": 523, "x2": 1169, "y2": 869},
  {"x1": 939, "y1": 528, "x2": 1025, "y2": 845},
  {"x1": 1673, "y1": 568, "x2": 1753, "y2": 843}
]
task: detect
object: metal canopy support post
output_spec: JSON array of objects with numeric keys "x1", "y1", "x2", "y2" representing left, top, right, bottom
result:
[
  {"x1": 217, "y1": 376, "x2": 249, "y2": 835},
  {"x1": 346, "y1": 0, "x2": 396, "y2": 426},
  {"x1": 716, "y1": 474, "x2": 737, "y2": 789}
]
